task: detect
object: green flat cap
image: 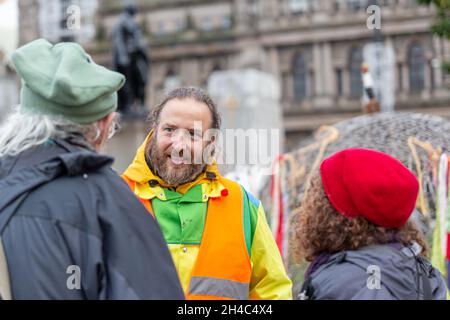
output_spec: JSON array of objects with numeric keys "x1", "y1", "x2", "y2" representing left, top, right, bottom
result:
[{"x1": 12, "y1": 39, "x2": 126, "y2": 124}]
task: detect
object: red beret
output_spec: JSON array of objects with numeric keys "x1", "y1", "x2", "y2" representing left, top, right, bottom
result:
[{"x1": 320, "y1": 148, "x2": 419, "y2": 229}]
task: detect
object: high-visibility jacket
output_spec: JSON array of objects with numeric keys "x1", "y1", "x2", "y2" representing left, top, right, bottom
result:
[
  {"x1": 124, "y1": 176, "x2": 252, "y2": 300},
  {"x1": 122, "y1": 131, "x2": 293, "y2": 300}
]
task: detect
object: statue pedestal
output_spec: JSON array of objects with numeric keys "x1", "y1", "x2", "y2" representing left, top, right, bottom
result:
[{"x1": 105, "y1": 119, "x2": 148, "y2": 174}]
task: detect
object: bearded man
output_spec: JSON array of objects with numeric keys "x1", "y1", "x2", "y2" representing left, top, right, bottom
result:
[{"x1": 122, "y1": 87, "x2": 292, "y2": 300}]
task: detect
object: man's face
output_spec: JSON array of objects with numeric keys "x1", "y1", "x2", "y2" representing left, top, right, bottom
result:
[{"x1": 146, "y1": 98, "x2": 214, "y2": 186}]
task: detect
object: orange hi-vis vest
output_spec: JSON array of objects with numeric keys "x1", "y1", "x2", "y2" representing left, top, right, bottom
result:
[{"x1": 123, "y1": 176, "x2": 252, "y2": 300}]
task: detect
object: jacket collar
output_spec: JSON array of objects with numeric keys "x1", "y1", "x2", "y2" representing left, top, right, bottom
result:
[{"x1": 0, "y1": 138, "x2": 112, "y2": 179}]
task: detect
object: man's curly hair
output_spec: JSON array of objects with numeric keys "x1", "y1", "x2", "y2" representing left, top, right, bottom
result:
[{"x1": 293, "y1": 172, "x2": 428, "y2": 262}]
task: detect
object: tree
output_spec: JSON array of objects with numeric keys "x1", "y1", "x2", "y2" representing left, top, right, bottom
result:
[{"x1": 418, "y1": 0, "x2": 450, "y2": 73}]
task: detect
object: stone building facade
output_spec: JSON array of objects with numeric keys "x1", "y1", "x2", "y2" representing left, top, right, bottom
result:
[
  {"x1": 17, "y1": 0, "x2": 450, "y2": 152},
  {"x1": 19, "y1": 0, "x2": 98, "y2": 44}
]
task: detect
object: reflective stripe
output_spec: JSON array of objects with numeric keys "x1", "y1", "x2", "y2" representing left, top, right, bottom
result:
[{"x1": 189, "y1": 276, "x2": 249, "y2": 300}]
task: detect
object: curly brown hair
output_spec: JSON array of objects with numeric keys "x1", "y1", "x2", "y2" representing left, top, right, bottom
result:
[{"x1": 293, "y1": 172, "x2": 428, "y2": 263}]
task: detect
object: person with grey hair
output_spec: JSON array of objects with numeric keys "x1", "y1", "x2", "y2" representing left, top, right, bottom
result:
[
  {"x1": 122, "y1": 87, "x2": 292, "y2": 300},
  {"x1": 0, "y1": 39, "x2": 184, "y2": 300}
]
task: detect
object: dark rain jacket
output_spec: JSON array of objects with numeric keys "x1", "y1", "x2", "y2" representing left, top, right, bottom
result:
[
  {"x1": 0, "y1": 138, "x2": 184, "y2": 299},
  {"x1": 298, "y1": 243, "x2": 447, "y2": 300}
]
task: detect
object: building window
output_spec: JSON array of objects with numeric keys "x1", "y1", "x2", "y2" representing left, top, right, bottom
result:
[
  {"x1": 336, "y1": 68, "x2": 343, "y2": 97},
  {"x1": 408, "y1": 42, "x2": 425, "y2": 93},
  {"x1": 59, "y1": 0, "x2": 75, "y2": 41},
  {"x1": 289, "y1": 0, "x2": 310, "y2": 14},
  {"x1": 157, "y1": 21, "x2": 166, "y2": 35},
  {"x1": 59, "y1": 0, "x2": 70, "y2": 30},
  {"x1": 221, "y1": 16, "x2": 232, "y2": 29},
  {"x1": 175, "y1": 19, "x2": 185, "y2": 33},
  {"x1": 293, "y1": 53, "x2": 308, "y2": 102},
  {"x1": 248, "y1": 0, "x2": 259, "y2": 17},
  {"x1": 347, "y1": 0, "x2": 367, "y2": 12},
  {"x1": 38, "y1": 0, "x2": 97, "y2": 44},
  {"x1": 201, "y1": 16, "x2": 213, "y2": 32},
  {"x1": 349, "y1": 47, "x2": 363, "y2": 99},
  {"x1": 430, "y1": 61, "x2": 435, "y2": 90},
  {"x1": 334, "y1": 0, "x2": 341, "y2": 12},
  {"x1": 309, "y1": 70, "x2": 315, "y2": 96}
]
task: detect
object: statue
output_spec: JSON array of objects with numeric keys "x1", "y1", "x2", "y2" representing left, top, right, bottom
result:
[{"x1": 112, "y1": 4, "x2": 149, "y2": 116}]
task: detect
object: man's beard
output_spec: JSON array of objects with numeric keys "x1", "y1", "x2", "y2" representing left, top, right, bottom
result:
[{"x1": 145, "y1": 135, "x2": 206, "y2": 187}]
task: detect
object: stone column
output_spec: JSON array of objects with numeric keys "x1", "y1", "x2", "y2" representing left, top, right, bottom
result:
[
  {"x1": 343, "y1": 68, "x2": 350, "y2": 98},
  {"x1": 19, "y1": 0, "x2": 40, "y2": 45},
  {"x1": 266, "y1": 47, "x2": 281, "y2": 82},
  {"x1": 313, "y1": 42, "x2": 322, "y2": 96},
  {"x1": 182, "y1": 59, "x2": 200, "y2": 86},
  {"x1": 322, "y1": 42, "x2": 335, "y2": 96},
  {"x1": 432, "y1": 35, "x2": 443, "y2": 89}
]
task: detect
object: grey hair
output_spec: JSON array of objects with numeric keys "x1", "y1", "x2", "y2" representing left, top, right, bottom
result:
[
  {"x1": 0, "y1": 106, "x2": 102, "y2": 158},
  {"x1": 148, "y1": 87, "x2": 221, "y2": 130}
]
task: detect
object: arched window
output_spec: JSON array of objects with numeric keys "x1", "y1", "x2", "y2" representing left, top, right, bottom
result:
[
  {"x1": 408, "y1": 42, "x2": 425, "y2": 93},
  {"x1": 347, "y1": 0, "x2": 366, "y2": 12},
  {"x1": 349, "y1": 47, "x2": 363, "y2": 99},
  {"x1": 293, "y1": 53, "x2": 307, "y2": 102}
]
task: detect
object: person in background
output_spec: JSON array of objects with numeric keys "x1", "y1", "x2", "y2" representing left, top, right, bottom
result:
[
  {"x1": 295, "y1": 148, "x2": 447, "y2": 300},
  {"x1": 0, "y1": 39, "x2": 184, "y2": 300}
]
